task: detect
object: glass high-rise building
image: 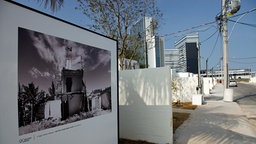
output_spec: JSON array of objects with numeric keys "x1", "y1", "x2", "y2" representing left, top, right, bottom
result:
[
  {"x1": 164, "y1": 49, "x2": 180, "y2": 70},
  {"x1": 130, "y1": 17, "x2": 164, "y2": 68},
  {"x1": 174, "y1": 33, "x2": 199, "y2": 74}
]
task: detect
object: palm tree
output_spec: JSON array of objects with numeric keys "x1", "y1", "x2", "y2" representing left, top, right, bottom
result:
[
  {"x1": 36, "y1": 0, "x2": 64, "y2": 12},
  {"x1": 18, "y1": 83, "x2": 26, "y2": 126},
  {"x1": 23, "y1": 82, "x2": 45, "y2": 123}
]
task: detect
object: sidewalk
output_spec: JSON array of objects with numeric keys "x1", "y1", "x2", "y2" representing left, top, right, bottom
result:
[
  {"x1": 174, "y1": 102, "x2": 256, "y2": 144},
  {"x1": 173, "y1": 84, "x2": 256, "y2": 144},
  {"x1": 203, "y1": 84, "x2": 224, "y2": 101}
]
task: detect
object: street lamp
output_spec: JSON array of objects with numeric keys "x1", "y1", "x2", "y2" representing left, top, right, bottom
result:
[{"x1": 227, "y1": 0, "x2": 241, "y2": 16}]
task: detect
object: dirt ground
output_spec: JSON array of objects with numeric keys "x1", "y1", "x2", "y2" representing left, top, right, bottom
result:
[
  {"x1": 173, "y1": 112, "x2": 190, "y2": 133},
  {"x1": 119, "y1": 139, "x2": 153, "y2": 144},
  {"x1": 172, "y1": 101, "x2": 197, "y2": 110},
  {"x1": 172, "y1": 102, "x2": 197, "y2": 133},
  {"x1": 119, "y1": 102, "x2": 197, "y2": 144}
]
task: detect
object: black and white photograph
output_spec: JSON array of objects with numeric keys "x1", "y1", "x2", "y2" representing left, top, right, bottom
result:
[{"x1": 18, "y1": 27, "x2": 112, "y2": 135}]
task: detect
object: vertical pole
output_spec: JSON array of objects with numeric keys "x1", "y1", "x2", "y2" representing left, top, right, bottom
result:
[
  {"x1": 145, "y1": 40, "x2": 148, "y2": 68},
  {"x1": 221, "y1": 57, "x2": 223, "y2": 82},
  {"x1": 222, "y1": 0, "x2": 229, "y2": 89},
  {"x1": 206, "y1": 58, "x2": 208, "y2": 77},
  {"x1": 144, "y1": 17, "x2": 148, "y2": 68},
  {"x1": 197, "y1": 43, "x2": 201, "y2": 94},
  {"x1": 211, "y1": 67, "x2": 214, "y2": 82}
]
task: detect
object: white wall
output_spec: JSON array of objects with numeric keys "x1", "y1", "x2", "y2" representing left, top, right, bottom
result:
[
  {"x1": 172, "y1": 77, "x2": 198, "y2": 102},
  {"x1": 172, "y1": 77, "x2": 217, "y2": 102},
  {"x1": 119, "y1": 67, "x2": 172, "y2": 143},
  {"x1": 176, "y1": 72, "x2": 194, "y2": 77},
  {"x1": 44, "y1": 100, "x2": 62, "y2": 119},
  {"x1": 202, "y1": 78, "x2": 216, "y2": 95},
  {"x1": 249, "y1": 77, "x2": 256, "y2": 84}
]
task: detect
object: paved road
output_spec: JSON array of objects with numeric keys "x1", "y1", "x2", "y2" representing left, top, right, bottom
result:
[
  {"x1": 234, "y1": 83, "x2": 256, "y2": 127},
  {"x1": 174, "y1": 82, "x2": 256, "y2": 143},
  {"x1": 204, "y1": 82, "x2": 256, "y2": 101},
  {"x1": 232, "y1": 82, "x2": 256, "y2": 100},
  {"x1": 205, "y1": 82, "x2": 256, "y2": 126},
  {"x1": 204, "y1": 84, "x2": 224, "y2": 101}
]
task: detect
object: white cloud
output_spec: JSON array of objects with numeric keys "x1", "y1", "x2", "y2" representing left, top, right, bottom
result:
[
  {"x1": 29, "y1": 67, "x2": 55, "y2": 79},
  {"x1": 29, "y1": 31, "x2": 66, "y2": 72},
  {"x1": 86, "y1": 50, "x2": 111, "y2": 71},
  {"x1": 28, "y1": 29, "x2": 110, "y2": 73}
]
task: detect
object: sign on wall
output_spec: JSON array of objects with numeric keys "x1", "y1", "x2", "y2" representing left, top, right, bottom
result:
[{"x1": 0, "y1": 1, "x2": 118, "y2": 144}]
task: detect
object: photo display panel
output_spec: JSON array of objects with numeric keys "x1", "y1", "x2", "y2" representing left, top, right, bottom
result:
[{"x1": 0, "y1": 1, "x2": 118, "y2": 144}]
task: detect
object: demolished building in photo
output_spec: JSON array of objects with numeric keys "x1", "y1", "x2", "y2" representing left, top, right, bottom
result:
[{"x1": 44, "y1": 46, "x2": 111, "y2": 121}]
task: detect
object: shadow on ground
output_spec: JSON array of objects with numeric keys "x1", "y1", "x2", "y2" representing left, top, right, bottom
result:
[{"x1": 174, "y1": 103, "x2": 256, "y2": 144}]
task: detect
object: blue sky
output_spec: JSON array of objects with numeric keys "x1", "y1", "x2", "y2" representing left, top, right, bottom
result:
[
  {"x1": 158, "y1": 0, "x2": 256, "y2": 71},
  {"x1": 14, "y1": 0, "x2": 256, "y2": 71}
]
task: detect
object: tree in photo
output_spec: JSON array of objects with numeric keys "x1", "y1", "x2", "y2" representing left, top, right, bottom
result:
[
  {"x1": 18, "y1": 83, "x2": 27, "y2": 126},
  {"x1": 22, "y1": 82, "x2": 46, "y2": 123}
]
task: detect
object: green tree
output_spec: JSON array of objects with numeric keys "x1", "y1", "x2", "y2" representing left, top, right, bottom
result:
[
  {"x1": 35, "y1": 0, "x2": 162, "y2": 69},
  {"x1": 76, "y1": 0, "x2": 162, "y2": 70},
  {"x1": 23, "y1": 82, "x2": 45, "y2": 123}
]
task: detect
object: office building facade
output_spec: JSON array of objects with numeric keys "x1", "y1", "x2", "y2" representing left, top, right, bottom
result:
[
  {"x1": 174, "y1": 33, "x2": 199, "y2": 73},
  {"x1": 164, "y1": 49, "x2": 180, "y2": 70},
  {"x1": 130, "y1": 17, "x2": 164, "y2": 68}
]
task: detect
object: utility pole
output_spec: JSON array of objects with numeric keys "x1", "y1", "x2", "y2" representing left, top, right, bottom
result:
[
  {"x1": 211, "y1": 67, "x2": 214, "y2": 82},
  {"x1": 197, "y1": 42, "x2": 201, "y2": 94},
  {"x1": 219, "y1": 0, "x2": 240, "y2": 101},
  {"x1": 145, "y1": 40, "x2": 148, "y2": 68},
  {"x1": 222, "y1": 0, "x2": 229, "y2": 89},
  {"x1": 206, "y1": 58, "x2": 208, "y2": 77},
  {"x1": 142, "y1": 16, "x2": 149, "y2": 68},
  {"x1": 221, "y1": 0, "x2": 240, "y2": 88},
  {"x1": 220, "y1": 57, "x2": 223, "y2": 82}
]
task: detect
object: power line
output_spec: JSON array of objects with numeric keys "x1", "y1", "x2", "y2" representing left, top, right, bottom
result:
[
  {"x1": 186, "y1": 25, "x2": 218, "y2": 36},
  {"x1": 228, "y1": 19, "x2": 256, "y2": 28},
  {"x1": 228, "y1": 8, "x2": 256, "y2": 40},
  {"x1": 229, "y1": 60, "x2": 256, "y2": 64},
  {"x1": 229, "y1": 8, "x2": 256, "y2": 18},
  {"x1": 208, "y1": 32, "x2": 221, "y2": 59},
  {"x1": 163, "y1": 20, "x2": 216, "y2": 37},
  {"x1": 230, "y1": 56, "x2": 256, "y2": 59},
  {"x1": 164, "y1": 25, "x2": 217, "y2": 42},
  {"x1": 200, "y1": 29, "x2": 218, "y2": 44},
  {"x1": 212, "y1": 58, "x2": 221, "y2": 69}
]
